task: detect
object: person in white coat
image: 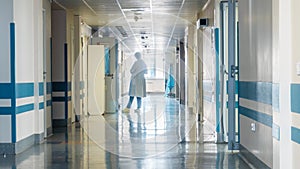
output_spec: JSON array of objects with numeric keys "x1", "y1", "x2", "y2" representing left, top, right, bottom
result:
[{"x1": 123, "y1": 52, "x2": 147, "y2": 113}]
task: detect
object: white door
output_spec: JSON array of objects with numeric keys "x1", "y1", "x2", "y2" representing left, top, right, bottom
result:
[{"x1": 87, "y1": 45, "x2": 105, "y2": 115}]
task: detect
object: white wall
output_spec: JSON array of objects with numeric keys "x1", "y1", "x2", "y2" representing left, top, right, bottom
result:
[
  {"x1": 202, "y1": 27, "x2": 216, "y2": 126},
  {"x1": 0, "y1": 0, "x2": 13, "y2": 83},
  {"x1": 239, "y1": 0, "x2": 273, "y2": 167},
  {"x1": 198, "y1": 0, "x2": 216, "y2": 129},
  {"x1": 239, "y1": 0, "x2": 272, "y2": 82},
  {"x1": 52, "y1": 10, "x2": 66, "y2": 82},
  {"x1": 0, "y1": 115, "x2": 11, "y2": 143},
  {"x1": 33, "y1": 0, "x2": 44, "y2": 136},
  {"x1": 11, "y1": 0, "x2": 45, "y2": 142},
  {"x1": 43, "y1": 0, "x2": 52, "y2": 132},
  {"x1": 66, "y1": 11, "x2": 74, "y2": 122},
  {"x1": 14, "y1": 0, "x2": 35, "y2": 83},
  {"x1": 0, "y1": 0, "x2": 13, "y2": 144},
  {"x1": 290, "y1": 0, "x2": 300, "y2": 168},
  {"x1": 16, "y1": 111, "x2": 34, "y2": 141},
  {"x1": 272, "y1": 0, "x2": 280, "y2": 168},
  {"x1": 186, "y1": 25, "x2": 197, "y2": 110}
]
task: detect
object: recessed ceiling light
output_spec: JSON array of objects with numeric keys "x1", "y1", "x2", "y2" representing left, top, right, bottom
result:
[{"x1": 122, "y1": 8, "x2": 150, "y2": 12}]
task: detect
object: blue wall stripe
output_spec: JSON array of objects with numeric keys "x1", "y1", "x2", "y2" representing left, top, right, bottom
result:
[
  {"x1": 52, "y1": 82, "x2": 67, "y2": 92},
  {"x1": 226, "y1": 102, "x2": 239, "y2": 108},
  {"x1": 46, "y1": 100, "x2": 52, "y2": 107},
  {"x1": 52, "y1": 82, "x2": 71, "y2": 92},
  {"x1": 239, "y1": 81, "x2": 272, "y2": 105},
  {"x1": 272, "y1": 123, "x2": 280, "y2": 141},
  {"x1": 16, "y1": 83, "x2": 34, "y2": 98},
  {"x1": 215, "y1": 28, "x2": 221, "y2": 133},
  {"x1": 16, "y1": 104, "x2": 34, "y2": 114},
  {"x1": 52, "y1": 96, "x2": 71, "y2": 102},
  {"x1": 291, "y1": 126, "x2": 300, "y2": 144},
  {"x1": 272, "y1": 83, "x2": 280, "y2": 112},
  {"x1": 239, "y1": 106, "x2": 272, "y2": 128},
  {"x1": 39, "y1": 82, "x2": 44, "y2": 96},
  {"x1": 10, "y1": 22, "x2": 16, "y2": 143},
  {"x1": 291, "y1": 84, "x2": 300, "y2": 114},
  {"x1": 39, "y1": 102, "x2": 44, "y2": 110},
  {"x1": 47, "y1": 82, "x2": 52, "y2": 94},
  {"x1": 52, "y1": 97, "x2": 66, "y2": 102},
  {"x1": 0, "y1": 84, "x2": 12, "y2": 98},
  {"x1": 0, "y1": 107, "x2": 13, "y2": 115}
]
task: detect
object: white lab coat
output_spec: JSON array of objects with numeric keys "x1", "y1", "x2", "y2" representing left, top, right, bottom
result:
[{"x1": 128, "y1": 59, "x2": 147, "y2": 97}]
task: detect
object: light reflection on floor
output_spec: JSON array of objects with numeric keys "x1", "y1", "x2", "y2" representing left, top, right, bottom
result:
[{"x1": 0, "y1": 94, "x2": 251, "y2": 169}]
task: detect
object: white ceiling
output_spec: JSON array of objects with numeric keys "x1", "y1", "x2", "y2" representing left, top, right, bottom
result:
[{"x1": 53, "y1": 0, "x2": 208, "y2": 54}]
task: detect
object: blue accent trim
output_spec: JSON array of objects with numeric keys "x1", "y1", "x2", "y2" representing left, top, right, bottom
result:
[
  {"x1": 291, "y1": 84, "x2": 300, "y2": 114},
  {"x1": 226, "y1": 101, "x2": 239, "y2": 108},
  {"x1": 16, "y1": 104, "x2": 34, "y2": 114},
  {"x1": 272, "y1": 123, "x2": 280, "y2": 141},
  {"x1": 39, "y1": 82, "x2": 44, "y2": 96},
  {"x1": 272, "y1": 83, "x2": 280, "y2": 112},
  {"x1": 16, "y1": 83, "x2": 34, "y2": 98},
  {"x1": 226, "y1": 80, "x2": 239, "y2": 94},
  {"x1": 0, "y1": 83, "x2": 12, "y2": 98},
  {"x1": 237, "y1": 22, "x2": 240, "y2": 143},
  {"x1": 46, "y1": 100, "x2": 52, "y2": 107},
  {"x1": 115, "y1": 40, "x2": 119, "y2": 101},
  {"x1": 239, "y1": 106, "x2": 272, "y2": 128},
  {"x1": 10, "y1": 22, "x2": 16, "y2": 143},
  {"x1": 52, "y1": 96, "x2": 71, "y2": 102},
  {"x1": 105, "y1": 47, "x2": 110, "y2": 75},
  {"x1": 52, "y1": 82, "x2": 67, "y2": 92},
  {"x1": 52, "y1": 81, "x2": 71, "y2": 92},
  {"x1": 46, "y1": 82, "x2": 52, "y2": 94},
  {"x1": 0, "y1": 107, "x2": 13, "y2": 115},
  {"x1": 53, "y1": 97, "x2": 66, "y2": 102},
  {"x1": 215, "y1": 28, "x2": 221, "y2": 133},
  {"x1": 39, "y1": 102, "x2": 44, "y2": 110},
  {"x1": 291, "y1": 126, "x2": 300, "y2": 144},
  {"x1": 50, "y1": 38, "x2": 52, "y2": 82},
  {"x1": 239, "y1": 81, "x2": 272, "y2": 105}
]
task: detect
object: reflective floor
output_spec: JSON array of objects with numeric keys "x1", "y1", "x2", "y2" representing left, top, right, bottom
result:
[{"x1": 0, "y1": 95, "x2": 251, "y2": 169}]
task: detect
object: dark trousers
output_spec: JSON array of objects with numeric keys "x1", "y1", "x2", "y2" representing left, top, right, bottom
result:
[{"x1": 126, "y1": 96, "x2": 141, "y2": 108}]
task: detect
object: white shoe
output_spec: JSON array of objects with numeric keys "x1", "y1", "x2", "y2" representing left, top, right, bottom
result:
[
  {"x1": 134, "y1": 108, "x2": 141, "y2": 113},
  {"x1": 122, "y1": 108, "x2": 130, "y2": 113}
]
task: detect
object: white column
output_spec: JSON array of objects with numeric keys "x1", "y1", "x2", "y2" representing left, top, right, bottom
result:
[{"x1": 278, "y1": 0, "x2": 292, "y2": 168}]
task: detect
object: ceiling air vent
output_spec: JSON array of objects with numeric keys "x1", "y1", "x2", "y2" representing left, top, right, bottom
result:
[{"x1": 116, "y1": 26, "x2": 128, "y2": 37}]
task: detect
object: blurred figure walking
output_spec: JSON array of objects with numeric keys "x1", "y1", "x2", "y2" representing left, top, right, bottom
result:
[{"x1": 123, "y1": 52, "x2": 147, "y2": 113}]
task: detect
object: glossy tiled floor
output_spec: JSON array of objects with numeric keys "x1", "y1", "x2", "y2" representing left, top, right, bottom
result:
[{"x1": 0, "y1": 95, "x2": 251, "y2": 169}]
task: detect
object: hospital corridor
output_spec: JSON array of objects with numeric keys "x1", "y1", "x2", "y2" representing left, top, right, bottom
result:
[{"x1": 0, "y1": 0, "x2": 300, "y2": 169}]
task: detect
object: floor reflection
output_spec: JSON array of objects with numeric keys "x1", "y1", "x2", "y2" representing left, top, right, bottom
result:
[{"x1": 0, "y1": 94, "x2": 251, "y2": 169}]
